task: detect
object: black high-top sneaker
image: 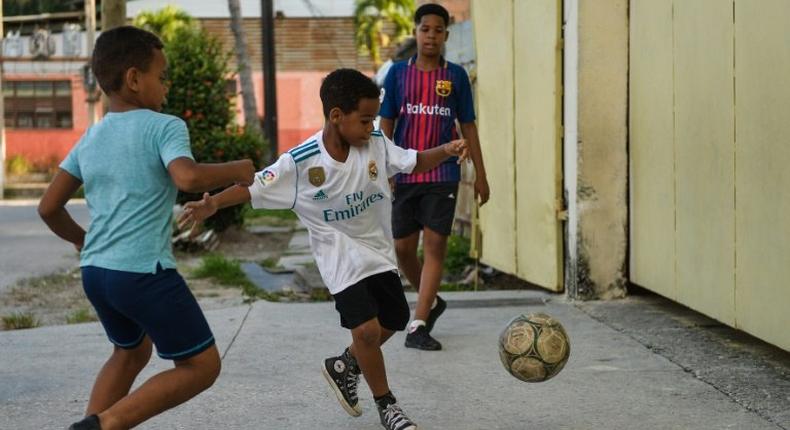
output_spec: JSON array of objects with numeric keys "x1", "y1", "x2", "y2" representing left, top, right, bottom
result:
[
  {"x1": 424, "y1": 295, "x2": 447, "y2": 334},
  {"x1": 322, "y1": 348, "x2": 362, "y2": 417},
  {"x1": 404, "y1": 325, "x2": 442, "y2": 351},
  {"x1": 67, "y1": 415, "x2": 101, "y2": 430},
  {"x1": 377, "y1": 398, "x2": 418, "y2": 430}
]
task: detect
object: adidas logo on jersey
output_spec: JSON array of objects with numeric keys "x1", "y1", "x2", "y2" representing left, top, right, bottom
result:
[{"x1": 313, "y1": 190, "x2": 328, "y2": 201}]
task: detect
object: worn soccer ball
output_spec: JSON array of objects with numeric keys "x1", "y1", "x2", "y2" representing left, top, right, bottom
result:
[{"x1": 498, "y1": 312, "x2": 570, "y2": 382}]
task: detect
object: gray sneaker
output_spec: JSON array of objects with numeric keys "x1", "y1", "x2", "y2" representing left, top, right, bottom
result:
[{"x1": 378, "y1": 402, "x2": 418, "y2": 430}]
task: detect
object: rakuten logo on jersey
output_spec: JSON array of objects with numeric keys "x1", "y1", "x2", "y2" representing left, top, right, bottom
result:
[{"x1": 404, "y1": 103, "x2": 452, "y2": 117}]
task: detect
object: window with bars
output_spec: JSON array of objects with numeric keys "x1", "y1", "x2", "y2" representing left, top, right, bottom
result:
[{"x1": 3, "y1": 80, "x2": 73, "y2": 129}]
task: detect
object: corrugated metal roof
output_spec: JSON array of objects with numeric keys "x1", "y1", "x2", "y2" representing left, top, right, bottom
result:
[{"x1": 126, "y1": 0, "x2": 356, "y2": 19}]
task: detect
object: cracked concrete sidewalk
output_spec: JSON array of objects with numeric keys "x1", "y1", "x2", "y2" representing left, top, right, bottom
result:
[{"x1": 2, "y1": 289, "x2": 789, "y2": 429}]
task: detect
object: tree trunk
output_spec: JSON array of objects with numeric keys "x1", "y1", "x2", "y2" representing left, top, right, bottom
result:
[
  {"x1": 228, "y1": 0, "x2": 262, "y2": 134},
  {"x1": 101, "y1": 0, "x2": 126, "y2": 114},
  {"x1": 101, "y1": 0, "x2": 127, "y2": 30}
]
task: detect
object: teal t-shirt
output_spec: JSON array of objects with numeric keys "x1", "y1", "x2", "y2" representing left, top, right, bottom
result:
[{"x1": 60, "y1": 109, "x2": 193, "y2": 273}]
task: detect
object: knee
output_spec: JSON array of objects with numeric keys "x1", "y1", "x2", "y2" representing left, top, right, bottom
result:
[
  {"x1": 179, "y1": 346, "x2": 221, "y2": 390},
  {"x1": 354, "y1": 322, "x2": 382, "y2": 347},
  {"x1": 198, "y1": 347, "x2": 222, "y2": 388},
  {"x1": 422, "y1": 235, "x2": 448, "y2": 259}
]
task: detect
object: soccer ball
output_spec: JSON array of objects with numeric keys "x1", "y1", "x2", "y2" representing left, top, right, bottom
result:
[{"x1": 498, "y1": 312, "x2": 570, "y2": 382}]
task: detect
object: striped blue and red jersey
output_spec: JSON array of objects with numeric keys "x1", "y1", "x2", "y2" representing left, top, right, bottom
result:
[{"x1": 379, "y1": 56, "x2": 476, "y2": 184}]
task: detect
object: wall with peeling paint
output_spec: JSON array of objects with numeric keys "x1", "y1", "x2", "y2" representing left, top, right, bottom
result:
[{"x1": 572, "y1": 0, "x2": 629, "y2": 299}]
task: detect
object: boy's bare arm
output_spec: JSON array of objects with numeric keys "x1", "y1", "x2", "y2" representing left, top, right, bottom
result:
[
  {"x1": 177, "y1": 185, "x2": 252, "y2": 231},
  {"x1": 413, "y1": 139, "x2": 469, "y2": 174},
  {"x1": 460, "y1": 122, "x2": 490, "y2": 205},
  {"x1": 168, "y1": 158, "x2": 255, "y2": 193},
  {"x1": 38, "y1": 170, "x2": 87, "y2": 251},
  {"x1": 380, "y1": 118, "x2": 395, "y2": 140}
]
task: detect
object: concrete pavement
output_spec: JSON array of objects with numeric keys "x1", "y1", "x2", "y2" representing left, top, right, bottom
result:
[
  {"x1": 2, "y1": 290, "x2": 788, "y2": 430},
  {"x1": 0, "y1": 199, "x2": 90, "y2": 292}
]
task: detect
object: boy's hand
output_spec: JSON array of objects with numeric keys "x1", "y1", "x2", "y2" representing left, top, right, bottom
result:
[
  {"x1": 178, "y1": 192, "x2": 218, "y2": 235},
  {"x1": 234, "y1": 160, "x2": 256, "y2": 187},
  {"x1": 444, "y1": 139, "x2": 469, "y2": 164}
]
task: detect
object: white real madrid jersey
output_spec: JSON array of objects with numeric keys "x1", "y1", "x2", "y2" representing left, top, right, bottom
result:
[{"x1": 249, "y1": 130, "x2": 418, "y2": 294}]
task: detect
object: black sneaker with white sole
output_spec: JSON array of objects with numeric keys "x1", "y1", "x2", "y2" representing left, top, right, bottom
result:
[
  {"x1": 378, "y1": 402, "x2": 418, "y2": 430},
  {"x1": 67, "y1": 415, "x2": 101, "y2": 430},
  {"x1": 322, "y1": 348, "x2": 362, "y2": 417},
  {"x1": 404, "y1": 325, "x2": 442, "y2": 351},
  {"x1": 424, "y1": 295, "x2": 447, "y2": 334}
]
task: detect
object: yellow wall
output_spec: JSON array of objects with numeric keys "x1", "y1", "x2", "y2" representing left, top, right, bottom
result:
[
  {"x1": 472, "y1": 0, "x2": 563, "y2": 290},
  {"x1": 630, "y1": 0, "x2": 790, "y2": 350},
  {"x1": 733, "y1": 0, "x2": 790, "y2": 351}
]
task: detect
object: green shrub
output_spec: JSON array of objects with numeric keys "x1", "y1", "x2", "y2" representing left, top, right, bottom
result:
[
  {"x1": 6, "y1": 155, "x2": 32, "y2": 175},
  {"x1": 156, "y1": 23, "x2": 267, "y2": 231},
  {"x1": 445, "y1": 235, "x2": 472, "y2": 275}
]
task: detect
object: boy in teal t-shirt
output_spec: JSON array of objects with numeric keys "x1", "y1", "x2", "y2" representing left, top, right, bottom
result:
[{"x1": 38, "y1": 26, "x2": 255, "y2": 430}]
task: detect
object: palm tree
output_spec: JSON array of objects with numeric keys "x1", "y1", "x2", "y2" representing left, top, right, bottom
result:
[
  {"x1": 132, "y1": 5, "x2": 195, "y2": 43},
  {"x1": 354, "y1": 0, "x2": 415, "y2": 71},
  {"x1": 227, "y1": 0, "x2": 262, "y2": 135}
]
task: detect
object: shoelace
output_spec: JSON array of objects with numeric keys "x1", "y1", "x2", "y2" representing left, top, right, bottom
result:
[
  {"x1": 345, "y1": 368, "x2": 359, "y2": 402},
  {"x1": 383, "y1": 404, "x2": 414, "y2": 429}
]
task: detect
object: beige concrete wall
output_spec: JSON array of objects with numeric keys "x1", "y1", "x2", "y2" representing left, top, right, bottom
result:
[
  {"x1": 674, "y1": 0, "x2": 736, "y2": 325},
  {"x1": 629, "y1": 0, "x2": 675, "y2": 300},
  {"x1": 734, "y1": 0, "x2": 790, "y2": 350},
  {"x1": 630, "y1": 0, "x2": 790, "y2": 351},
  {"x1": 573, "y1": 0, "x2": 629, "y2": 299}
]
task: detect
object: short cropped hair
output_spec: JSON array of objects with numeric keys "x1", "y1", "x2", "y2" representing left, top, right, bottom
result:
[
  {"x1": 320, "y1": 69, "x2": 380, "y2": 118},
  {"x1": 414, "y1": 3, "x2": 450, "y2": 26},
  {"x1": 91, "y1": 26, "x2": 164, "y2": 94}
]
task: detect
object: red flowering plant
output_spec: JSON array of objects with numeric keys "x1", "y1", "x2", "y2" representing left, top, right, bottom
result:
[{"x1": 162, "y1": 25, "x2": 267, "y2": 231}]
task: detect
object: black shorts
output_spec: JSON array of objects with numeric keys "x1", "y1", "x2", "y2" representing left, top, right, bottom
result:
[
  {"x1": 333, "y1": 271, "x2": 410, "y2": 331},
  {"x1": 392, "y1": 182, "x2": 459, "y2": 239}
]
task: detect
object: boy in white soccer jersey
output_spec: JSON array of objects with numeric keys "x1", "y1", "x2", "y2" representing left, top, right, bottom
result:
[{"x1": 179, "y1": 69, "x2": 467, "y2": 430}]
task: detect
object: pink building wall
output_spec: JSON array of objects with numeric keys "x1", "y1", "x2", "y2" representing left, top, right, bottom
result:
[
  {"x1": 232, "y1": 71, "x2": 327, "y2": 154},
  {"x1": 7, "y1": 71, "x2": 337, "y2": 165},
  {"x1": 6, "y1": 73, "x2": 96, "y2": 167}
]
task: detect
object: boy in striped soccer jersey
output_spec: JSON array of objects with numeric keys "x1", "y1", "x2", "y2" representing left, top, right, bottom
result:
[
  {"x1": 179, "y1": 69, "x2": 468, "y2": 430},
  {"x1": 380, "y1": 3, "x2": 490, "y2": 351}
]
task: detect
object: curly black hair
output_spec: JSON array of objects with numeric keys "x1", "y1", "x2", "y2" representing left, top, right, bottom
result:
[
  {"x1": 319, "y1": 69, "x2": 380, "y2": 118},
  {"x1": 415, "y1": 3, "x2": 450, "y2": 26},
  {"x1": 91, "y1": 26, "x2": 164, "y2": 94}
]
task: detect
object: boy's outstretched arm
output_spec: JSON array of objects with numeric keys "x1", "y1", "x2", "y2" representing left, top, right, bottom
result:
[
  {"x1": 168, "y1": 158, "x2": 256, "y2": 194},
  {"x1": 177, "y1": 185, "x2": 252, "y2": 232},
  {"x1": 412, "y1": 139, "x2": 469, "y2": 174},
  {"x1": 38, "y1": 169, "x2": 86, "y2": 251}
]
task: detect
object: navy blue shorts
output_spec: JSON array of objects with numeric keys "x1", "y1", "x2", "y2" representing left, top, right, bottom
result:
[{"x1": 81, "y1": 265, "x2": 215, "y2": 361}]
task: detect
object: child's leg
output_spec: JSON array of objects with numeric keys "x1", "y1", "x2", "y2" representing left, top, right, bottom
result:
[
  {"x1": 349, "y1": 318, "x2": 390, "y2": 397},
  {"x1": 394, "y1": 231, "x2": 422, "y2": 290},
  {"x1": 96, "y1": 345, "x2": 221, "y2": 430},
  {"x1": 413, "y1": 227, "x2": 448, "y2": 322},
  {"x1": 86, "y1": 337, "x2": 153, "y2": 415}
]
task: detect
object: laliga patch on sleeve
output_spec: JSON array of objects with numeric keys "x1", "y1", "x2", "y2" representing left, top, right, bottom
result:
[{"x1": 257, "y1": 169, "x2": 277, "y2": 186}]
